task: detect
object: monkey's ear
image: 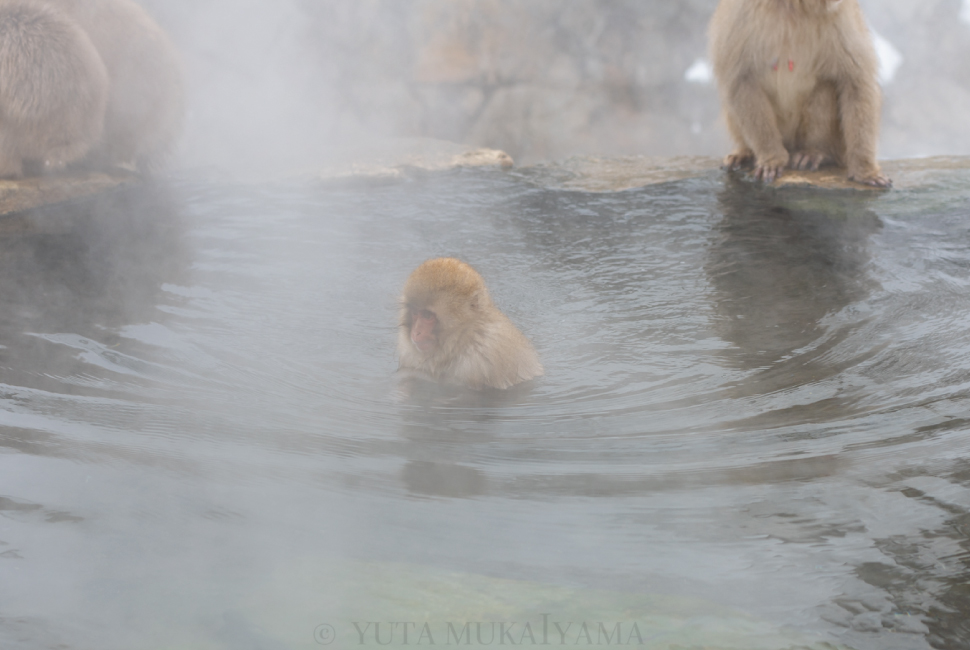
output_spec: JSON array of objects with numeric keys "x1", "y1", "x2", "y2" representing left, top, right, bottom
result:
[{"x1": 468, "y1": 290, "x2": 486, "y2": 312}]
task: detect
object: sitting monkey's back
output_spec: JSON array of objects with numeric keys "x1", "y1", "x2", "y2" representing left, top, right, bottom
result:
[
  {"x1": 0, "y1": 0, "x2": 108, "y2": 177},
  {"x1": 43, "y1": 0, "x2": 184, "y2": 170},
  {"x1": 0, "y1": 0, "x2": 183, "y2": 177}
]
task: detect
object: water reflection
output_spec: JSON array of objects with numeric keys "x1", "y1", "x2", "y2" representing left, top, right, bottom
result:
[
  {"x1": 0, "y1": 183, "x2": 187, "y2": 454},
  {"x1": 0, "y1": 185, "x2": 185, "y2": 328},
  {"x1": 398, "y1": 386, "x2": 494, "y2": 500},
  {"x1": 707, "y1": 177, "x2": 881, "y2": 369},
  {"x1": 397, "y1": 374, "x2": 546, "y2": 498}
]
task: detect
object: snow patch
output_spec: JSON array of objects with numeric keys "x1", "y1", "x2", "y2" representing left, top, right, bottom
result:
[
  {"x1": 871, "y1": 31, "x2": 903, "y2": 85},
  {"x1": 685, "y1": 58, "x2": 713, "y2": 84}
]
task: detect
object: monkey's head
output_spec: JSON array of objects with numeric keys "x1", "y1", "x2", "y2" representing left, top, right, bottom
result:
[{"x1": 400, "y1": 258, "x2": 491, "y2": 354}]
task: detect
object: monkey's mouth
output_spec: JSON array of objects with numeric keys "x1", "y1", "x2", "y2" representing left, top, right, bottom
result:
[{"x1": 412, "y1": 338, "x2": 436, "y2": 353}]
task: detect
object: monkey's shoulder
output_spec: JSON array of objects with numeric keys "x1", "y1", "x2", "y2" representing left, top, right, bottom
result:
[{"x1": 449, "y1": 315, "x2": 541, "y2": 389}]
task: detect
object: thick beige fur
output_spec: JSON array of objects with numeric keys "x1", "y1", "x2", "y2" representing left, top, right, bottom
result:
[
  {"x1": 0, "y1": 0, "x2": 108, "y2": 177},
  {"x1": 398, "y1": 258, "x2": 543, "y2": 390},
  {"x1": 44, "y1": 0, "x2": 184, "y2": 170},
  {"x1": 709, "y1": 0, "x2": 890, "y2": 187}
]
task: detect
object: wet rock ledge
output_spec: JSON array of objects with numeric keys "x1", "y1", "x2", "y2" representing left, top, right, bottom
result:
[
  {"x1": 1, "y1": 150, "x2": 968, "y2": 236},
  {"x1": 0, "y1": 171, "x2": 136, "y2": 235},
  {"x1": 513, "y1": 155, "x2": 970, "y2": 192}
]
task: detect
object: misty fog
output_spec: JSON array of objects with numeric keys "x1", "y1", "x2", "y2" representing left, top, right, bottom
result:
[
  {"x1": 4, "y1": 3, "x2": 970, "y2": 650},
  {"x1": 139, "y1": 0, "x2": 970, "y2": 173}
]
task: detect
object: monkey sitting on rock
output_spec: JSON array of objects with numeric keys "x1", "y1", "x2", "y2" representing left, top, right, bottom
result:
[
  {"x1": 0, "y1": 0, "x2": 182, "y2": 178},
  {"x1": 709, "y1": 0, "x2": 891, "y2": 187}
]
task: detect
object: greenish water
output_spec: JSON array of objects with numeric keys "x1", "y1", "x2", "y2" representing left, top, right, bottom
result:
[{"x1": 1, "y1": 162, "x2": 969, "y2": 649}]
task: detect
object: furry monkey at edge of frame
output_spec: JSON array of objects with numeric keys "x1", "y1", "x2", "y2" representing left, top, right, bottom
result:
[
  {"x1": 709, "y1": 0, "x2": 892, "y2": 187},
  {"x1": 0, "y1": 0, "x2": 108, "y2": 178},
  {"x1": 398, "y1": 258, "x2": 543, "y2": 390},
  {"x1": 44, "y1": 0, "x2": 184, "y2": 171}
]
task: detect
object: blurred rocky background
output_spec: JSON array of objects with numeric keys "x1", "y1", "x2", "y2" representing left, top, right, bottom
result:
[{"x1": 141, "y1": 0, "x2": 970, "y2": 170}]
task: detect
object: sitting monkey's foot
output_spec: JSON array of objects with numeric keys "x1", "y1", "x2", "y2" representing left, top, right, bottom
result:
[{"x1": 849, "y1": 171, "x2": 893, "y2": 188}]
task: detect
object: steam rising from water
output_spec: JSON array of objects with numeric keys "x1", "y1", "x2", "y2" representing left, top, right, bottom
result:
[
  {"x1": 142, "y1": 0, "x2": 331, "y2": 174},
  {"x1": 139, "y1": 0, "x2": 970, "y2": 173},
  {"x1": 3, "y1": 3, "x2": 970, "y2": 647}
]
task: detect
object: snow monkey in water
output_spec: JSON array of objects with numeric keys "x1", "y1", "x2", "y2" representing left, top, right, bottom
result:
[
  {"x1": 44, "y1": 0, "x2": 184, "y2": 171},
  {"x1": 709, "y1": 0, "x2": 892, "y2": 187},
  {"x1": 398, "y1": 258, "x2": 543, "y2": 390},
  {"x1": 0, "y1": 0, "x2": 108, "y2": 177}
]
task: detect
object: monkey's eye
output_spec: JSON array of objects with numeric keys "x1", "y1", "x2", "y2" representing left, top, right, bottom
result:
[{"x1": 419, "y1": 309, "x2": 435, "y2": 321}]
